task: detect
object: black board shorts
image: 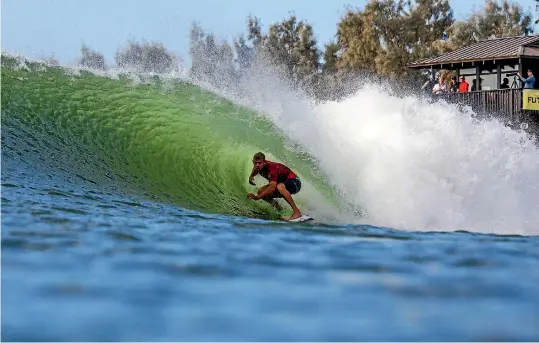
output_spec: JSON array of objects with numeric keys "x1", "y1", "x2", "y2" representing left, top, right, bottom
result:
[{"x1": 272, "y1": 177, "x2": 301, "y2": 197}]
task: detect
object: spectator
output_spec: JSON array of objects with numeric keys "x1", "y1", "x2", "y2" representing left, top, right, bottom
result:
[
  {"x1": 432, "y1": 78, "x2": 446, "y2": 94},
  {"x1": 450, "y1": 76, "x2": 460, "y2": 92},
  {"x1": 500, "y1": 78, "x2": 509, "y2": 89},
  {"x1": 458, "y1": 76, "x2": 469, "y2": 92},
  {"x1": 517, "y1": 69, "x2": 535, "y2": 89},
  {"x1": 472, "y1": 79, "x2": 479, "y2": 92}
]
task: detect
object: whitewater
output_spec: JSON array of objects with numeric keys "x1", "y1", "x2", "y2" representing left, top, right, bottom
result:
[{"x1": 192, "y1": 57, "x2": 539, "y2": 235}]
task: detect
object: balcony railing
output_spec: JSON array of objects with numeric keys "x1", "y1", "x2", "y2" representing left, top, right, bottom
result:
[{"x1": 436, "y1": 88, "x2": 523, "y2": 122}]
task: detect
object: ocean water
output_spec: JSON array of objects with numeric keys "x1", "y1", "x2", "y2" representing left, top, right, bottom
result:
[{"x1": 2, "y1": 55, "x2": 539, "y2": 341}]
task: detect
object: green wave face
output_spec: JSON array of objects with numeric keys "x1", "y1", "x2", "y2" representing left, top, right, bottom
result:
[{"x1": 1, "y1": 56, "x2": 342, "y2": 220}]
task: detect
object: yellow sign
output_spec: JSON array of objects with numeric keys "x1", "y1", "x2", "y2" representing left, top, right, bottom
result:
[{"x1": 522, "y1": 89, "x2": 539, "y2": 110}]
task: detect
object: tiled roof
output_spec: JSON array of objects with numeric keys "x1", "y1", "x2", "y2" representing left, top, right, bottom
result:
[{"x1": 407, "y1": 34, "x2": 539, "y2": 68}]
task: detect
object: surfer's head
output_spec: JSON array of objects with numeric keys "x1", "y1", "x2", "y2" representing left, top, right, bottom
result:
[{"x1": 252, "y1": 152, "x2": 266, "y2": 171}]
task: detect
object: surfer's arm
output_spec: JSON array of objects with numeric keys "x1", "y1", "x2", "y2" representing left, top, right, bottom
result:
[
  {"x1": 249, "y1": 167, "x2": 258, "y2": 185},
  {"x1": 252, "y1": 181, "x2": 277, "y2": 200}
]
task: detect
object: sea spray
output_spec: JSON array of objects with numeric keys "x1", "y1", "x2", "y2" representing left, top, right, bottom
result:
[{"x1": 193, "y1": 52, "x2": 539, "y2": 235}]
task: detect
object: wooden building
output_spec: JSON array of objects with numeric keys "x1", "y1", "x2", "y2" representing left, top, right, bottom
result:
[{"x1": 407, "y1": 34, "x2": 539, "y2": 131}]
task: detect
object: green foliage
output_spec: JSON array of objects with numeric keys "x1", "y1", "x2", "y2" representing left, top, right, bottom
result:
[
  {"x1": 471, "y1": 0, "x2": 533, "y2": 38},
  {"x1": 72, "y1": 0, "x2": 535, "y2": 99},
  {"x1": 233, "y1": 35, "x2": 253, "y2": 71},
  {"x1": 438, "y1": 0, "x2": 534, "y2": 52},
  {"x1": 261, "y1": 14, "x2": 321, "y2": 86},
  {"x1": 335, "y1": 0, "x2": 454, "y2": 77},
  {"x1": 189, "y1": 22, "x2": 238, "y2": 86},
  {"x1": 336, "y1": 7, "x2": 380, "y2": 72},
  {"x1": 115, "y1": 40, "x2": 178, "y2": 73},
  {"x1": 79, "y1": 44, "x2": 105, "y2": 70},
  {"x1": 322, "y1": 42, "x2": 340, "y2": 74},
  {"x1": 188, "y1": 14, "x2": 322, "y2": 92},
  {"x1": 247, "y1": 15, "x2": 264, "y2": 47}
]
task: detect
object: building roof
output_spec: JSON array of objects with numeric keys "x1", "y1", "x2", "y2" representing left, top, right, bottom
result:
[{"x1": 407, "y1": 34, "x2": 539, "y2": 68}]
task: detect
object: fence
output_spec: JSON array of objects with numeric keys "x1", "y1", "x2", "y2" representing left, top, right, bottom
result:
[{"x1": 436, "y1": 88, "x2": 523, "y2": 123}]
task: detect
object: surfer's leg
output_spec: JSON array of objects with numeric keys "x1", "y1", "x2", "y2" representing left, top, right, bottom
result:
[{"x1": 275, "y1": 183, "x2": 302, "y2": 220}]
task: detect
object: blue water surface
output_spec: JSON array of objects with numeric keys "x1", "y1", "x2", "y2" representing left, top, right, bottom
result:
[{"x1": 2, "y1": 158, "x2": 539, "y2": 342}]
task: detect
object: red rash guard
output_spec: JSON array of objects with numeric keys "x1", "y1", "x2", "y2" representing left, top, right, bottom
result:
[{"x1": 260, "y1": 161, "x2": 297, "y2": 183}]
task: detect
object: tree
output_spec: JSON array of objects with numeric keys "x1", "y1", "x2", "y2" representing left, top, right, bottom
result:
[
  {"x1": 336, "y1": 7, "x2": 380, "y2": 72},
  {"x1": 189, "y1": 22, "x2": 237, "y2": 86},
  {"x1": 321, "y1": 41, "x2": 340, "y2": 74},
  {"x1": 406, "y1": 0, "x2": 455, "y2": 61},
  {"x1": 115, "y1": 40, "x2": 177, "y2": 73},
  {"x1": 189, "y1": 15, "x2": 321, "y2": 92},
  {"x1": 471, "y1": 0, "x2": 533, "y2": 39},
  {"x1": 189, "y1": 22, "x2": 207, "y2": 77},
  {"x1": 247, "y1": 15, "x2": 264, "y2": 47},
  {"x1": 438, "y1": 0, "x2": 534, "y2": 52},
  {"x1": 433, "y1": 20, "x2": 476, "y2": 53},
  {"x1": 231, "y1": 15, "x2": 266, "y2": 74},
  {"x1": 335, "y1": 0, "x2": 454, "y2": 77},
  {"x1": 293, "y1": 21, "x2": 322, "y2": 81},
  {"x1": 264, "y1": 15, "x2": 321, "y2": 85},
  {"x1": 233, "y1": 35, "x2": 253, "y2": 71},
  {"x1": 79, "y1": 44, "x2": 105, "y2": 70},
  {"x1": 231, "y1": 16, "x2": 266, "y2": 76}
]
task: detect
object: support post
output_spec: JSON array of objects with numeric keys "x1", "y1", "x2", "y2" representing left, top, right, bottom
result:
[
  {"x1": 497, "y1": 64, "x2": 502, "y2": 89},
  {"x1": 517, "y1": 57, "x2": 523, "y2": 123},
  {"x1": 475, "y1": 64, "x2": 481, "y2": 91}
]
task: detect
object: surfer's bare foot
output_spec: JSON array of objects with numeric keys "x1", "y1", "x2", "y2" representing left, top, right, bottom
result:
[{"x1": 287, "y1": 211, "x2": 302, "y2": 221}]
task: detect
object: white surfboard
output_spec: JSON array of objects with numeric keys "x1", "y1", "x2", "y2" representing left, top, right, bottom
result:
[{"x1": 287, "y1": 214, "x2": 314, "y2": 223}]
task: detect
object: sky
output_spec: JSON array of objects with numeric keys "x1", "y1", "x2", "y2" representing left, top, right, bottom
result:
[{"x1": 2, "y1": 0, "x2": 538, "y2": 66}]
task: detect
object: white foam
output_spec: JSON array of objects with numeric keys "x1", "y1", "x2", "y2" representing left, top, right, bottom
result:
[
  {"x1": 211, "y1": 59, "x2": 539, "y2": 235},
  {"x1": 304, "y1": 88, "x2": 539, "y2": 235}
]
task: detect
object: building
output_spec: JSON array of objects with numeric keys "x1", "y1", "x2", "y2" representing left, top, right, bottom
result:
[{"x1": 406, "y1": 34, "x2": 539, "y2": 132}]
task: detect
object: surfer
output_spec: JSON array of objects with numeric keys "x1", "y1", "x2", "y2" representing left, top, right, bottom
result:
[{"x1": 247, "y1": 152, "x2": 303, "y2": 221}]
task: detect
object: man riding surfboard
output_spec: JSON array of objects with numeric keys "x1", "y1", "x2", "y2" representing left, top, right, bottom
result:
[{"x1": 247, "y1": 152, "x2": 303, "y2": 221}]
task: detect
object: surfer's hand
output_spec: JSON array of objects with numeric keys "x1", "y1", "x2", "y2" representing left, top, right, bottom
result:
[
  {"x1": 247, "y1": 193, "x2": 258, "y2": 200},
  {"x1": 249, "y1": 177, "x2": 256, "y2": 185}
]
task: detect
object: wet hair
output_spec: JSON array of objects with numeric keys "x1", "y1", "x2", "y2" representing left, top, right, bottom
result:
[{"x1": 253, "y1": 152, "x2": 265, "y2": 160}]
